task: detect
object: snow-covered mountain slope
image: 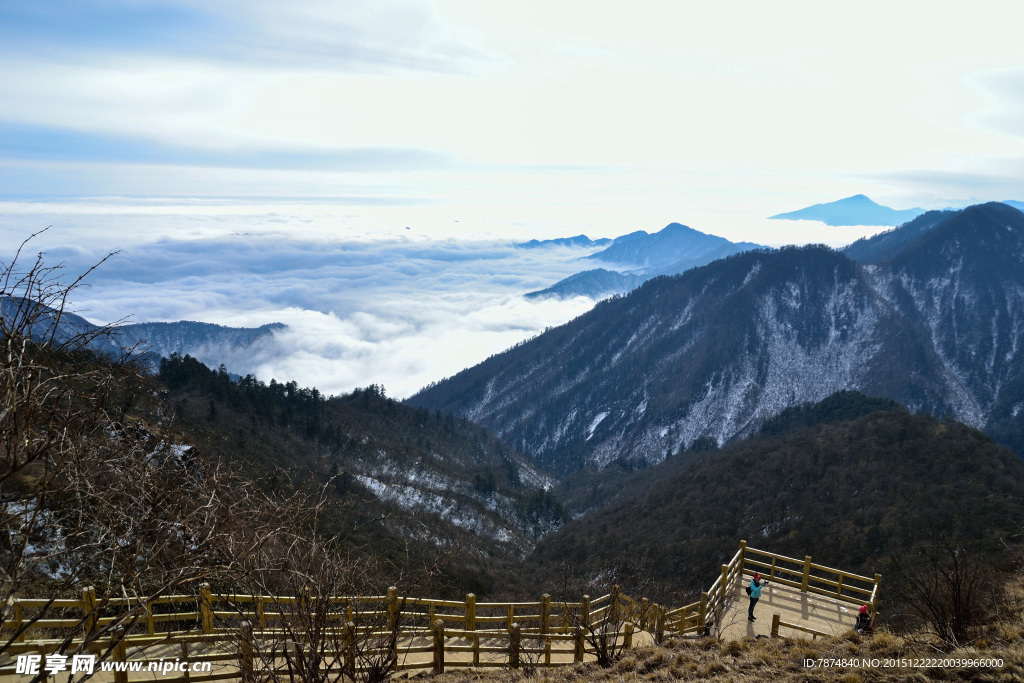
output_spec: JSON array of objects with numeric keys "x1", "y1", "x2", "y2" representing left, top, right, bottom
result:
[
  {"x1": 160, "y1": 356, "x2": 562, "y2": 557},
  {"x1": 410, "y1": 203, "x2": 1024, "y2": 474}
]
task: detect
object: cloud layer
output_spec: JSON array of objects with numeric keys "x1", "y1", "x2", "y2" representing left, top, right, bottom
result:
[{"x1": 0, "y1": 214, "x2": 598, "y2": 398}]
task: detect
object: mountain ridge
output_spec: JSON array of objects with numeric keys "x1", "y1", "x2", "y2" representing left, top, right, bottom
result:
[
  {"x1": 771, "y1": 194, "x2": 925, "y2": 226},
  {"x1": 535, "y1": 393, "x2": 1024, "y2": 592},
  {"x1": 526, "y1": 222, "x2": 762, "y2": 300},
  {"x1": 0, "y1": 295, "x2": 285, "y2": 373},
  {"x1": 411, "y1": 203, "x2": 1024, "y2": 474}
]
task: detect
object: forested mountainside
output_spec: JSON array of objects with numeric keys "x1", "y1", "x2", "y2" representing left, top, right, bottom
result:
[
  {"x1": 159, "y1": 354, "x2": 562, "y2": 595},
  {"x1": 531, "y1": 392, "x2": 1024, "y2": 602},
  {"x1": 841, "y1": 210, "x2": 955, "y2": 263},
  {"x1": 410, "y1": 203, "x2": 1024, "y2": 475},
  {"x1": 553, "y1": 391, "x2": 902, "y2": 520}
]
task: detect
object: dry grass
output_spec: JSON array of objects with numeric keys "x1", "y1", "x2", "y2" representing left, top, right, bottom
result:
[{"x1": 431, "y1": 579, "x2": 1024, "y2": 682}]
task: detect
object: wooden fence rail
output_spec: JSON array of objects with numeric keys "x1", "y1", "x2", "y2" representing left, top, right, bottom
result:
[{"x1": 0, "y1": 541, "x2": 880, "y2": 680}]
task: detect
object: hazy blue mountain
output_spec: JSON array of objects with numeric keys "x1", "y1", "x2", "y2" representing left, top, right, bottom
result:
[
  {"x1": 411, "y1": 203, "x2": 1024, "y2": 475},
  {"x1": 841, "y1": 210, "x2": 955, "y2": 263},
  {"x1": 114, "y1": 320, "x2": 285, "y2": 361},
  {"x1": 586, "y1": 222, "x2": 759, "y2": 268},
  {"x1": 527, "y1": 223, "x2": 762, "y2": 300},
  {"x1": 514, "y1": 235, "x2": 612, "y2": 249},
  {"x1": 525, "y1": 269, "x2": 646, "y2": 300},
  {"x1": 770, "y1": 194, "x2": 925, "y2": 226},
  {"x1": 1003, "y1": 200, "x2": 1024, "y2": 213},
  {"x1": 0, "y1": 296, "x2": 98, "y2": 345},
  {"x1": 1, "y1": 295, "x2": 284, "y2": 372}
]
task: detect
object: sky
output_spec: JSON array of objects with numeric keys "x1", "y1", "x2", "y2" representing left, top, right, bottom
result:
[{"x1": 3, "y1": 1, "x2": 1024, "y2": 396}]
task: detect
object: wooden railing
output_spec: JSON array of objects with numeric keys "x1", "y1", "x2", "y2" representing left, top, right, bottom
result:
[
  {"x1": 738, "y1": 542, "x2": 882, "y2": 619},
  {"x1": 646, "y1": 541, "x2": 881, "y2": 638},
  {"x1": 0, "y1": 541, "x2": 881, "y2": 679},
  {"x1": 0, "y1": 586, "x2": 647, "y2": 681},
  {"x1": 770, "y1": 613, "x2": 830, "y2": 640}
]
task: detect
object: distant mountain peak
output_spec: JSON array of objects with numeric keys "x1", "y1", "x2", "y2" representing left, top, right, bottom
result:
[
  {"x1": 525, "y1": 221, "x2": 762, "y2": 301},
  {"x1": 770, "y1": 195, "x2": 925, "y2": 227},
  {"x1": 585, "y1": 221, "x2": 747, "y2": 268},
  {"x1": 514, "y1": 234, "x2": 611, "y2": 249},
  {"x1": 415, "y1": 202, "x2": 1024, "y2": 474}
]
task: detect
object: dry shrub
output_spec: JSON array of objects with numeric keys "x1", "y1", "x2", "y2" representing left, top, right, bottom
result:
[
  {"x1": 638, "y1": 650, "x2": 667, "y2": 673},
  {"x1": 613, "y1": 655, "x2": 637, "y2": 673},
  {"x1": 695, "y1": 635, "x2": 718, "y2": 650},
  {"x1": 699, "y1": 659, "x2": 727, "y2": 676},
  {"x1": 720, "y1": 638, "x2": 747, "y2": 657},
  {"x1": 868, "y1": 629, "x2": 907, "y2": 657}
]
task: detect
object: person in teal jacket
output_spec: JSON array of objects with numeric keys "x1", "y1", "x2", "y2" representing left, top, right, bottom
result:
[{"x1": 747, "y1": 572, "x2": 768, "y2": 621}]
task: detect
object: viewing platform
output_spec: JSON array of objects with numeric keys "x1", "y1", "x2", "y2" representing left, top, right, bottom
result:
[{"x1": 0, "y1": 541, "x2": 879, "y2": 681}]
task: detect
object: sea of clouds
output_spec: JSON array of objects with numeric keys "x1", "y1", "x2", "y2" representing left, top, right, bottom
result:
[{"x1": 0, "y1": 203, "x2": 601, "y2": 398}]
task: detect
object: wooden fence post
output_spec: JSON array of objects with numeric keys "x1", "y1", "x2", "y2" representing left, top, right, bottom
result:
[
  {"x1": 82, "y1": 586, "x2": 97, "y2": 634},
  {"x1": 509, "y1": 622, "x2": 521, "y2": 669},
  {"x1": 239, "y1": 621, "x2": 254, "y2": 683},
  {"x1": 112, "y1": 626, "x2": 128, "y2": 683},
  {"x1": 506, "y1": 604, "x2": 514, "y2": 630},
  {"x1": 771, "y1": 613, "x2": 780, "y2": 637},
  {"x1": 653, "y1": 604, "x2": 664, "y2": 643},
  {"x1": 721, "y1": 565, "x2": 729, "y2": 595},
  {"x1": 12, "y1": 598, "x2": 23, "y2": 642},
  {"x1": 624, "y1": 622, "x2": 634, "y2": 649},
  {"x1": 581, "y1": 595, "x2": 590, "y2": 627},
  {"x1": 544, "y1": 635, "x2": 552, "y2": 666},
  {"x1": 344, "y1": 621, "x2": 356, "y2": 678},
  {"x1": 146, "y1": 599, "x2": 156, "y2": 636},
  {"x1": 180, "y1": 641, "x2": 191, "y2": 683},
  {"x1": 465, "y1": 593, "x2": 476, "y2": 631},
  {"x1": 872, "y1": 573, "x2": 882, "y2": 619},
  {"x1": 432, "y1": 619, "x2": 445, "y2": 674},
  {"x1": 639, "y1": 598, "x2": 649, "y2": 630},
  {"x1": 387, "y1": 586, "x2": 399, "y2": 632},
  {"x1": 739, "y1": 539, "x2": 747, "y2": 574},
  {"x1": 801, "y1": 556, "x2": 812, "y2": 593},
  {"x1": 699, "y1": 592, "x2": 709, "y2": 634},
  {"x1": 541, "y1": 593, "x2": 550, "y2": 634},
  {"x1": 200, "y1": 583, "x2": 213, "y2": 634},
  {"x1": 574, "y1": 626, "x2": 584, "y2": 662}
]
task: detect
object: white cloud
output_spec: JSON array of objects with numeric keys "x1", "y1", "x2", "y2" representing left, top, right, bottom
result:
[{"x1": 0, "y1": 211, "x2": 601, "y2": 398}]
